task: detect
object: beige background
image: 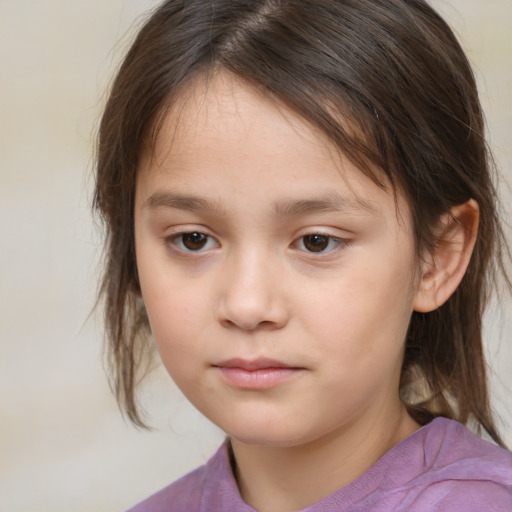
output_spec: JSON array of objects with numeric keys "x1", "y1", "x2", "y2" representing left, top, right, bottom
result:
[{"x1": 0, "y1": 1, "x2": 510, "y2": 511}]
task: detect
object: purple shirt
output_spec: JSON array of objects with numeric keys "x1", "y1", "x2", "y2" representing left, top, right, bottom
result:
[{"x1": 127, "y1": 418, "x2": 512, "y2": 511}]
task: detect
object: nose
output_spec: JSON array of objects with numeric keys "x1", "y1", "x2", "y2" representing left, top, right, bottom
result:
[{"x1": 216, "y1": 250, "x2": 289, "y2": 331}]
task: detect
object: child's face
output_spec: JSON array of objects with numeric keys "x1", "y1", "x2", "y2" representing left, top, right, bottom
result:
[{"x1": 135, "y1": 72, "x2": 422, "y2": 447}]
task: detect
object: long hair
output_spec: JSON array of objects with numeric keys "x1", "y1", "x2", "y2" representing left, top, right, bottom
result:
[{"x1": 94, "y1": 0, "x2": 509, "y2": 444}]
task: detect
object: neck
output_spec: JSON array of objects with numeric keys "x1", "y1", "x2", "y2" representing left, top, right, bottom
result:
[{"x1": 230, "y1": 404, "x2": 419, "y2": 512}]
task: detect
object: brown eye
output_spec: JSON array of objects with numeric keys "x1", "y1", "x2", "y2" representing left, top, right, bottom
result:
[
  {"x1": 303, "y1": 234, "x2": 329, "y2": 252},
  {"x1": 181, "y1": 232, "x2": 209, "y2": 251},
  {"x1": 298, "y1": 234, "x2": 343, "y2": 254}
]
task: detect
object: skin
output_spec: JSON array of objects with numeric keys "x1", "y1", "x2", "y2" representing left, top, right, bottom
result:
[{"x1": 134, "y1": 71, "x2": 475, "y2": 511}]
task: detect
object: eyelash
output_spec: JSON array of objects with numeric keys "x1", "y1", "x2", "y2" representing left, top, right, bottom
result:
[
  {"x1": 165, "y1": 231, "x2": 348, "y2": 255},
  {"x1": 293, "y1": 233, "x2": 346, "y2": 254},
  {"x1": 169, "y1": 232, "x2": 219, "y2": 253}
]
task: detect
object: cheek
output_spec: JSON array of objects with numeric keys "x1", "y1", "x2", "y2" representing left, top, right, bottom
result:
[
  {"x1": 135, "y1": 248, "x2": 210, "y2": 371},
  {"x1": 304, "y1": 254, "x2": 416, "y2": 363},
  {"x1": 143, "y1": 283, "x2": 207, "y2": 351},
  {"x1": 136, "y1": 236, "x2": 207, "y2": 329},
  {"x1": 143, "y1": 290, "x2": 208, "y2": 392}
]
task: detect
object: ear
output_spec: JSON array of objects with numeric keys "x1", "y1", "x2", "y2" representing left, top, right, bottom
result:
[{"x1": 413, "y1": 199, "x2": 479, "y2": 313}]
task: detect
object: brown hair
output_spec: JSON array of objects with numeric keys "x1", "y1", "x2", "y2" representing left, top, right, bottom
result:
[{"x1": 94, "y1": 0, "x2": 510, "y2": 444}]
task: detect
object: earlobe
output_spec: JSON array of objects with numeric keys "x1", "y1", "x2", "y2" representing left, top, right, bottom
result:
[{"x1": 413, "y1": 199, "x2": 479, "y2": 313}]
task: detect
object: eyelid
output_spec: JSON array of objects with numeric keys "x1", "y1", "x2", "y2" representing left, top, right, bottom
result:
[
  {"x1": 294, "y1": 236, "x2": 343, "y2": 254},
  {"x1": 291, "y1": 230, "x2": 351, "y2": 255},
  {"x1": 161, "y1": 225, "x2": 351, "y2": 256},
  {"x1": 164, "y1": 228, "x2": 220, "y2": 254}
]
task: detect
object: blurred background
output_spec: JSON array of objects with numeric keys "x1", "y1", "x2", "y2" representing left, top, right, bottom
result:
[{"x1": 0, "y1": 1, "x2": 510, "y2": 511}]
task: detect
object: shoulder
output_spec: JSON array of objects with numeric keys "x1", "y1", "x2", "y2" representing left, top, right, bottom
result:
[
  {"x1": 420, "y1": 417, "x2": 512, "y2": 476},
  {"x1": 126, "y1": 464, "x2": 207, "y2": 512},
  {"x1": 352, "y1": 418, "x2": 512, "y2": 511},
  {"x1": 408, "y1": 418, "x2": 512, "y2": 511},
  {"x1": 125, "y1": 442, "x2": 231, "y2": 512},
  {"x1": 412, "y1": 479, "x2": 512, "y2": 512}
]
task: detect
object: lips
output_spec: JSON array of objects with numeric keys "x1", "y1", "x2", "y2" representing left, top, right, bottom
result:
[
  {"x1": 215, "y1": 357, "x2": 295, "y2": 370},
  {"x1": 213, "y1": 358, "x2": 304, "y2": 390}
]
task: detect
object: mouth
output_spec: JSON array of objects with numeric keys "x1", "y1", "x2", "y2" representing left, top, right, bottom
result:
[{"x1": 213, "y1": 358, "x2": 305, "y2": 390}]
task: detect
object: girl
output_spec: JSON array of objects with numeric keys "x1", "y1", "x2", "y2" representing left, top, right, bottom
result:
[{"x1": 94, "y1": 0, "x2": 512, "y2": 510}]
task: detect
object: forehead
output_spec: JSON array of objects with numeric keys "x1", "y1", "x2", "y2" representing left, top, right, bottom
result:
[
  {"x1": 137, "y1": 70, "x2": 409, "y2": 226},
  {"x1": 147, "y1": 71, "x2": 335, "y2": 170}
]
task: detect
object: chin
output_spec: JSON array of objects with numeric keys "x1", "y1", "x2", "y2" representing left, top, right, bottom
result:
[
  {"x1": 229, "y1": 433, "x2": 307, "y2": 448},
  {"x1": 222, "y1": 420, "x2": 320, "y2": 448}
]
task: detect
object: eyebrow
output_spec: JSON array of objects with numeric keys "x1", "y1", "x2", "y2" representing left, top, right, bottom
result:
[
  {"x1": 273, "y1": 193, "x2": 378, "y2": 217},
  {"x1": 143, "y1": 191, "x2": 378, "y2": 217},
  {"x1": 144, "y1": 192, "x2": 224, "y2": 213}
]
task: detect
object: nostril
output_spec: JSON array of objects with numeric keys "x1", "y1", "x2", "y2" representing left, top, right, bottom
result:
[
  {"x1": 217, "y1": 300, "x2": 288, "y2": 331},
  {"x1": 219, "y1": 317, "x2": 273, "y2": 331}
]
